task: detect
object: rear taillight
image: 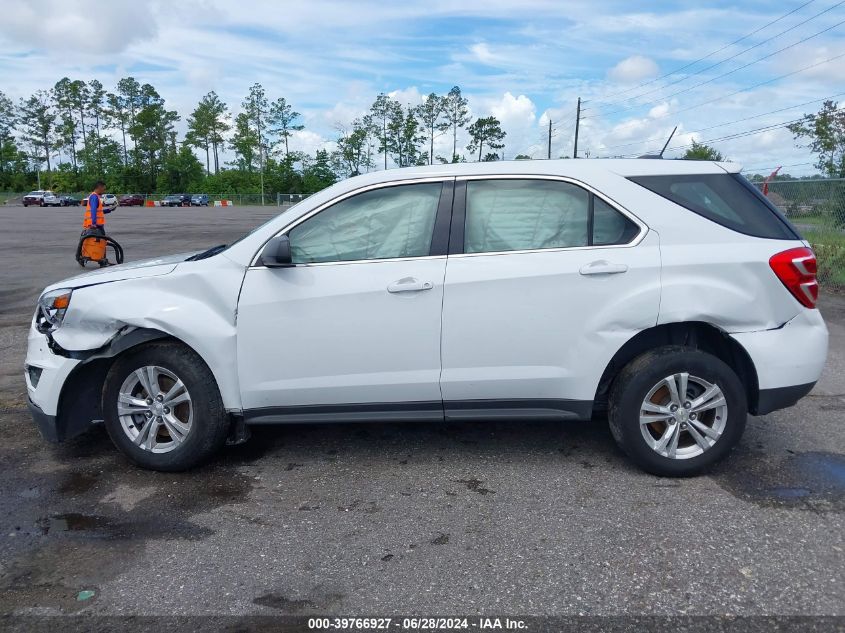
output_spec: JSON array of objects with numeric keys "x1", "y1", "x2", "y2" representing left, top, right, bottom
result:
[{"x1": 769, "y1": 247, "x2": 818, "y2": 308}]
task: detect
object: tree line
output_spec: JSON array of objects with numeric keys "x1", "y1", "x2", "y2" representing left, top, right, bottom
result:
[
  {"x1": 2, "y1": 75, "x2": 839, "y2": 197},
  {"x1": 0, "y1": 79, "x2": 507, "y2": 195}
]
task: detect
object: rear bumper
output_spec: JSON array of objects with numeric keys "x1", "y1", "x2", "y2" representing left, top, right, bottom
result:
[
  {"x1": 755, "y1": 382, "x2": 816, "y2": 416},
  {"x1": 730, "y1": 308, "x2": 828, "y2": 414}
]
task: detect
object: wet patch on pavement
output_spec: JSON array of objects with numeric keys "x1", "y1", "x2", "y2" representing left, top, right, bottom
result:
[
  {"x1": 455, "y1": 477, "x2": 495, "y2": 495},
  {"x1": 712, "y1": 449, "x2": 845, "y2": 512},
  {"x1": 253, "y1": 587, "x2": 345, "y2": 613},
  {"x1": 0, "y1": 410, "x2": 255, "y2": 614}
]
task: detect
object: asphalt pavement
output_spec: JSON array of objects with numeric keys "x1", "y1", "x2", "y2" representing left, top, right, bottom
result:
[{"x1": 0, "y1": 203, "x2": 842, "y2": 624}]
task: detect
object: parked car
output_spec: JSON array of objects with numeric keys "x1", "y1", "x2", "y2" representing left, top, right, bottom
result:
[
  {"x1": 162, "y1": 193, "x2": 191, "y2": 207},
  {"x1": 119, "y1": 194, "x2": 145, "y2": 206},
  {"x1": 42, "y1": 192, "x2": 62, "y2": 207},
  {"x1": 23, "y1": 190, "x2": 51, "y2": 207},
  {"x1": 25, "y1": 160, "x2": 828, "y2": 475},
  {"x1": 60, "y1": 195, "x2": 82, "y2": 207},
  {"x1": 191, "y1": 194, "x2": 209, "y2": 206},
  {"x1": 82, "y1": 193, "x2": 118, "y2": 209}
]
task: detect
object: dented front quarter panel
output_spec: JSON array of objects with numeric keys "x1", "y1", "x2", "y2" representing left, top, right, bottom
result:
[{"x1": 51, "y1": 255, "x2": 247, "y2": 411}]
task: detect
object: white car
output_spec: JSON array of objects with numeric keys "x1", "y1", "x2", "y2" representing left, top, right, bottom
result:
[
  {"x1": 42, "y1": 192, "x2": 62, "y2": 207},
  {"x1": 22, "y1": 190, "x2": 51, "y2": 207},
  {"x1": 25, "y1": 160, "x2": 828, "y2": 475},
  {"x1": 81, "y1": 193, "x2": 118, "y2": 209}
]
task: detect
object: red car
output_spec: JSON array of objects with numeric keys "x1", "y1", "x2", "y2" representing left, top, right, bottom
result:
[{"x1": 118, "y1": 194, "x2": 145, "y2": 206}]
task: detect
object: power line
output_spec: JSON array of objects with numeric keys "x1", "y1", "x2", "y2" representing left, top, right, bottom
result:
[
  {"x1": 600, "y1": 91, "x2": 845, "y2": 152},
  {"x1": 596, "y1": 50, "x2": 845, "y2": 138},
  {"x1": 619, "y1": 119, "x2": 802, "y2": 157},
  {"x1": 584, "y1": 0, "x2": 819, "y2": 105},
  {"x1": 586, "y1": 18, "x2": 845, "y2": 120},
  {"x1": 589, "y1": 0, "x2": 843, "y2": 112},
  {"x1": 620, "y1": 108, "x2": 844, "y2": 157},
  {"x1": 743, "y1": 161, "x2": 816, "y2": 171}
]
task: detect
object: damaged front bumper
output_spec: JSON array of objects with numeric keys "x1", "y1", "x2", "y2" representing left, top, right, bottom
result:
[
  {"x1": 25, "y1": 321, "x2": 102, "y2": 443},
  {"x1": 25, "y1": 322, "x2": 80, "y2": 422},
  {"x1": 27, "y1": 398, "x2": 61, "y2": 443}
]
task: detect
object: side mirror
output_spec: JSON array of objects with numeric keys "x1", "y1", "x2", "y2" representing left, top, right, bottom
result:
[{"x1": 260, "y1": 235, "x2": 294, "y2": 267}]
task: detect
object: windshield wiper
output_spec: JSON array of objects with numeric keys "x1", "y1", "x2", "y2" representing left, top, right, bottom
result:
[{"x1": 186, "y1": 244, "x2": 227, "y2": 261}]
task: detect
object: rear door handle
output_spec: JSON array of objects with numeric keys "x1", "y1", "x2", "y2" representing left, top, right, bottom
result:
[
  {"x1": 387, "y1": 277, "x2": 434, "y2": 293},
  {"x1": 579, "y1": 260, "x2": 629, "y2": 276}
]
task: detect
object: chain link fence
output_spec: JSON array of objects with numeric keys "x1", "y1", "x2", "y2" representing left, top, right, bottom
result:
[
  {"x1": 1, "y1": 191, "x2": 312, "y2": 206},
  {"x1": 755, "y1": 178, "x2": 845, "y2": 292}
]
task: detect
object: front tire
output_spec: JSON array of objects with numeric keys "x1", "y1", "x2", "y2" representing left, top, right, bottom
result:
[
  {"x1": 103, "y1": 341, "x2": 229, "y2": 471},
  {"x1": 608, "y1": 346, "x2": 747, "y2": 477}
]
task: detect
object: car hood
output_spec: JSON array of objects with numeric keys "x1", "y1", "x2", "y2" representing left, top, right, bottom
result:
[{"x1": 45, "y1": 251, "x2": 200, "y2": 292}]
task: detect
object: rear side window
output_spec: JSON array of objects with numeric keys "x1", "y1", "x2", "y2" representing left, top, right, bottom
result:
[
  {"x1": 463, "y1": 179, "x2": 640, "y2": 254},
  {"x1": 593, "y1": 197, "x2": 640, "y2": 246},
  {"x1": 629, "y1": 173, "x2": 798, "y2": 240}
]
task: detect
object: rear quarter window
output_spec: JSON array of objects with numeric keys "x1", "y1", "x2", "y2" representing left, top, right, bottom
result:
[{"x1": 629, "y1": 173, "x2": 799, "y2": 240}]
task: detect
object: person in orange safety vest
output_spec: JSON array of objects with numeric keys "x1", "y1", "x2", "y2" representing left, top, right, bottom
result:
[{"x1": 83, "y1": 180, "x2": 112, "y2": 230}]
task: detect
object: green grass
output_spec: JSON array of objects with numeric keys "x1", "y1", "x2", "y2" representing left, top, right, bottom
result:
[
  {"x1": 805, "y1": 229, "x2": 845, "y2": 247},
  {"x1": 792, "y1": 215, "x2": 833, "y2": 228},
  {"x1": 805, "y1": 229, "x2": 845, "y2": 290}
]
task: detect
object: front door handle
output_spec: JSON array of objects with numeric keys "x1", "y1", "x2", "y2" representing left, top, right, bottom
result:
[
  {"x1": 387, "y1": 277, "x2": 434, "y2": 293},
  {"x1": 579, "y1": 260, "x2": 629, "y2": 276}
]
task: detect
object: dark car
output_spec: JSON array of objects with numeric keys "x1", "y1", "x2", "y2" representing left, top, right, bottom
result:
[
  {"x1": 119, "y1": 194, "x2": 145, "y2": 206},
  {"x1": 191, "y1": 193, "x2": 209, "y2": 206},
  {"x1": 60, "y1": 195, "x2": 81, "y2": 207},
  {"x1": 162, "y1": 193, "x2": 191, "y2": 207}
]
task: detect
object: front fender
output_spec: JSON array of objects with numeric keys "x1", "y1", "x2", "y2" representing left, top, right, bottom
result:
[{"x1": 49, "y1": 257, "x2": 247, "y2": 411}]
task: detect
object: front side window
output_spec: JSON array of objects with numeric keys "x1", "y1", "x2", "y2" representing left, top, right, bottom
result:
[
  {"x1": 465, "y1": 179, "x2": 589, "y2": 253},
  {"x1": 288, "y1": 182, "x2": 442, "y2": 264}
]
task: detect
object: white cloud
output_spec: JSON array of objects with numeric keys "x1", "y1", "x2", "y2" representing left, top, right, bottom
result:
[
  {"x1": 388, "y1": 87, "x2": 424, "y2": 108},
  {"x1": 469, "y1": 43, "x2": 496, "y2": 64},
  {"x1": 2, "y1": 0, "x2": 157, "y2": 54},
  {"x1": 648, "y1": 102, "x2": 671, "y2": 118},
  {"x1": 608, "y1": 55, "x2": 659, "y2": 83},
  {"x1": 0, "y1": 0, "x2": 839, "y2": 175},
  {"x1": 288, "y1": 129, "x2": 332, "y2": 156}
]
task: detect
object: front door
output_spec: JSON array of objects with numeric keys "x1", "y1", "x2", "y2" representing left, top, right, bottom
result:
[{"x1": 236, "y1": 179, "x2": 452, "y2": 422}]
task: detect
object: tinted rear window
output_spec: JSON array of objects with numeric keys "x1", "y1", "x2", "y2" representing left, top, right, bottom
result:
[{"x1": 629, "y1": 173, "x2": 798, "y2": 240}]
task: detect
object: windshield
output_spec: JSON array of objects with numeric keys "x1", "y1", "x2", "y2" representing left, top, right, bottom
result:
[{"x1": 211, "y1": 196, "x2": 310, "y2": 256}]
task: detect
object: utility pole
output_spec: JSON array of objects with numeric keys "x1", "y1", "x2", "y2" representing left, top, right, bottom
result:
[
  {"x1": 573, "y1": 97, "x2": 581, "y2": 159},
  {"x1": 547, "y1": 119, "x2": 552, "y2": 159}
]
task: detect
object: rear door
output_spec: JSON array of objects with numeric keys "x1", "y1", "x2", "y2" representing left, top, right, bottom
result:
[{"x1": 440, "y1": 176, "x2": 661, "y2": 420}]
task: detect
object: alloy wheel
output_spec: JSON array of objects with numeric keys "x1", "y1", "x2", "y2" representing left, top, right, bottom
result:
[
  {"x1": 639, "y1": 372, "x2": 728, "y2": 460},
  {"x1": 117, "y1": 365, "x2": 193, "y2": 453}
]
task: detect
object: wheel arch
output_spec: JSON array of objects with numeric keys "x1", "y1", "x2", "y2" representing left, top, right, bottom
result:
[
  {"x1": 593, "y1": 321, "x2": 760, "y2": 415},
  {"x1": 56, "y1": 328, "x2": 225, "y2": 438}
]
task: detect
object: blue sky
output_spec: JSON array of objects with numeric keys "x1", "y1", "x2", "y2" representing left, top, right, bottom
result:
[{"x1": 1, "y1": 0, "x2": 843, "y2": 173}]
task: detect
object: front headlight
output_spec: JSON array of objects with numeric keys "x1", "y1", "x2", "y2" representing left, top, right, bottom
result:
[{"x1": 36, "y1": 288, "x2": 73, "y2": 332}]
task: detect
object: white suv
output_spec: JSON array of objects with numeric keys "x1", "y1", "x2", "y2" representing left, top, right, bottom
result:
[{"x1": 25, "y1": 160, "x2": 828, "y2": 475}]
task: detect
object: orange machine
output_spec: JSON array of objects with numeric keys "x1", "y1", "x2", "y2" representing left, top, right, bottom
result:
[{"x1": 75, "y1": 228, "x2": 124, "y2": 267}]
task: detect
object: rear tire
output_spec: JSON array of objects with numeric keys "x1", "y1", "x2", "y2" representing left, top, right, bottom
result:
[
  {"x1": 608, "y1": 346, "x2": 747, "y2": 477},
  {"x1": 103, "y1": 341, "x2": 229, "y2": 471}
]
